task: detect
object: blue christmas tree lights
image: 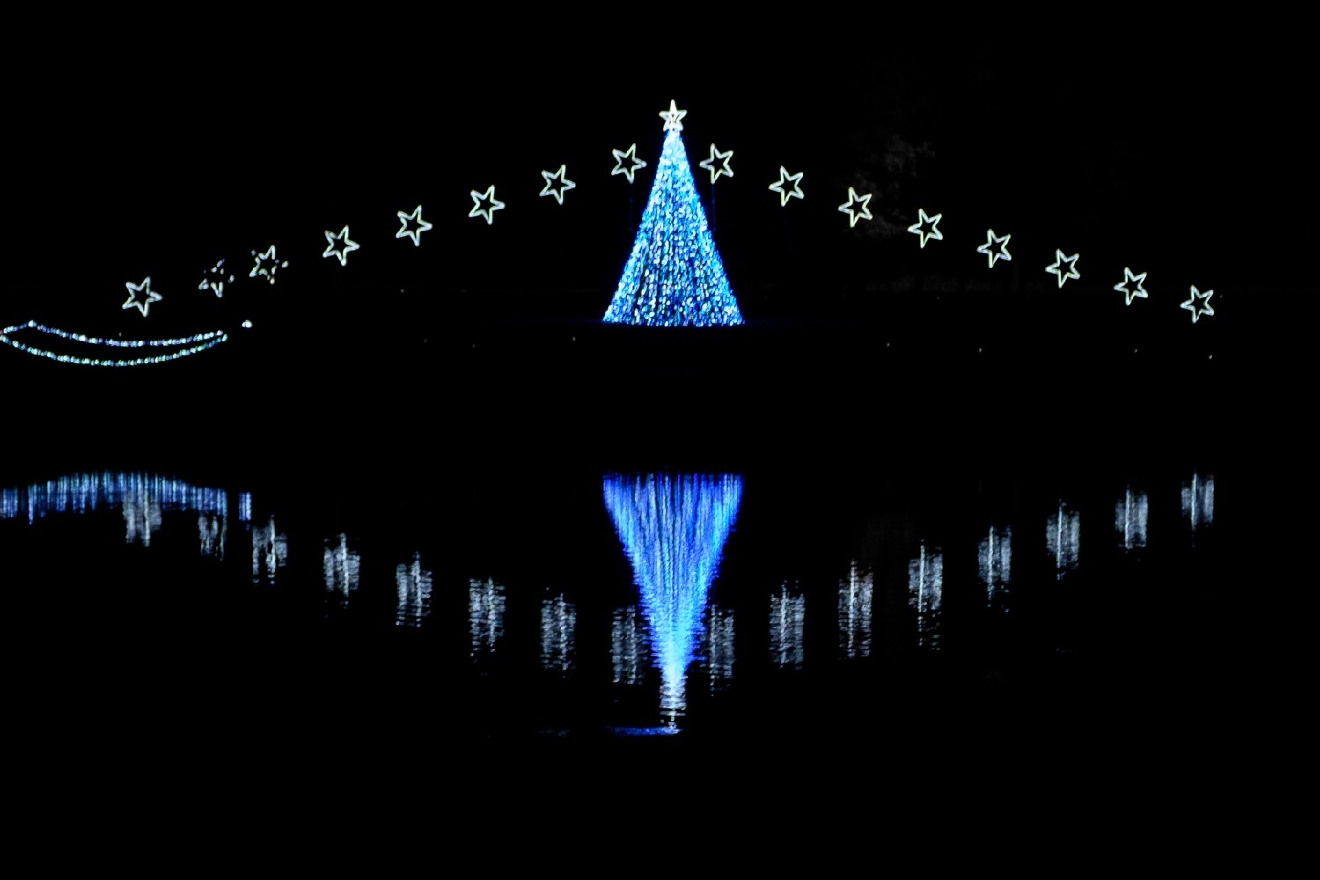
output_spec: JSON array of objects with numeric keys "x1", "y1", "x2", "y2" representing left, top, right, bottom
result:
[{"x1": 603, "y1": 102, "x2": 744, "y2": 327}]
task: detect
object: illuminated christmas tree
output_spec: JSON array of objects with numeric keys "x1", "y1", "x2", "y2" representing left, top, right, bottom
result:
[{"x1": 603, "y1": 101, "x2": 744, "y2": 327}]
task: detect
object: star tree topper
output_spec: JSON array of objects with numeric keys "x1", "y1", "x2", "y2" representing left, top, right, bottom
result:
[
  {"x1": 123, "y1": 277, "x2": 163, "y2": 317},
  {"x1": 659, "y1": 99, "x2": 686, "y2": 131},
  {"x1": 907, "y1": 208, "x2": 943, "y2": 248},
  {"x1": 1046, "y1": 249, "x2": 1081, "y2": 288},
  {"x1": 768, "y1": 166, "x2": 804, "y2": 206},
  {"x1": 1180, "y1": 286, "x2": 1215, "y2": 322},
  {"x1": 699, "y1": 144, "x2": 734, "y2": 184}
]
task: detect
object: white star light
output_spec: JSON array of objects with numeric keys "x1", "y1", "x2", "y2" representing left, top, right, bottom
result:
[
  {"x1": 1114, "y1": 267, "x2": 1149, "y2": 306},
  {"x1": 468, "y1": 186, "x2": 505, "y2": 224},
  {"x1": 249, "y1": 246, "x2": 288, "y2": 284},
  {"x1": 768, "y1": 166, "x2": 804, "y2": 206},
  {"x1": 395, "y1": 205, "x2": 432, "y2": 246},
  {"x1": 198, "y1": 259, "x2": 234, "y2": 297},
  {"x1": 977, "y1": 229, "x2": 1012, "y2": 267},
  {"x1": 699, "y1": 144, "x2": 734, "y2": 184},
  {"x1": 322, "y1": 226, "x2": 360, "y2": 266},
  {"x1": 838, "y1": 187, "x2": 873, "y2": 227},
  {"x1": 539, "y1": 165, "x2": 576, "y2": 205},
  {"x1": 1046, "y1": 249, "x2": 1081, "y2": 288},
  {"x1": 1180, "y1": 286, "x2": 1215, "y2": 322},
  {"x1": 122, "y1": 277, "x2": 162, "y2": 317},
  {"x1": 907, "y1": 208, "x2": 944, "y2": 248},
  {"x1": 611, "y1": 144, "x2": 647, "y2": 184},
  {"x1": 659, "y1": 99, "x2": 686, "y2": 131}
]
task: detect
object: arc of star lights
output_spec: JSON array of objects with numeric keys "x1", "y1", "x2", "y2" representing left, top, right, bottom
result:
[
  {"x1": 611, "y1": 144, "x2": 647, "y2": 184},
  {"x1": 250, "y1": 245, "x2": 288, "y2": 284},
  {"x1": 539, "y1": 165, "x2": 576, "y2": 205},
  {"x1": 395, "y1": 205, "x2": 432, "y2": 246},
  {"x1": 977, "y1": 229, "x2": 1012, "y2": 267},
  {"x1": 122, "y1": 277, "x2": 162, "y2": 317},
  {"x1": 659, "y1": 99, "x2": 686, "y2": 131},
  {"x1": 768, "y1": 166, "x2": 804, "y2": 206},
  {"x1": 1114, "y1": 267, "x2": 1148, "y2": 306},
  {"x1": 907, "y1": 208, "x2": 944, "y2": 248},
  {"x1": 838, "y1": 187, "x2": 873, "y2": 227},
  {"x1": 468, "y1": 186, "x2": 505, "y2": 224},
  {"x1": 322, "y1": 226, "x2": 360, "y2": 266},
  {"x1": 1046, "y1": 249, "x2": 1081, "y2": 288},
  {"x1": 699, "y1": 144, "x2": 734, "y2": 184},
  {"x1": 1180, "y1": 286, "x2": 1215, "y2": 322},
  {"x1": 198, "y1": 259, "x2": 234, "y2": 297}
]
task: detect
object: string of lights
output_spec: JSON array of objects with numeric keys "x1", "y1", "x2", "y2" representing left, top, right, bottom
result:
[{"x1": 0, "y1": 320, "x2": 229, "y2": 366}]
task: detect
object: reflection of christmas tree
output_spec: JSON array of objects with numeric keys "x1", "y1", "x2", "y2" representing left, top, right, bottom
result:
[{"x1": 603, "y1": 101, "x2": 744, "y2": 328}]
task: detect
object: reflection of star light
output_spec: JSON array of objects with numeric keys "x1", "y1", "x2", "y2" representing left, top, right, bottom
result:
[
  {"x1": 838, "y1": 561, "x2": 873, "y2": 659},
  {"x1": 698, "y1": 143, "x2": 734, "y2": 184},
  {"x1": 469, "y1": 577, "x2": 506, "y2": 658},
  {"x1": 122, "y1": 277, "x2": 162, "y2": 317},
  {"x1": 701, "y1": 605, "x2": 735, "y2": 689},
  {"x1": 768, "y1": 166, "x2": 804, "y2": 206},
  {"x1": 769, "y1": 583, "x2": 806, "y2": 669},
  {"x1": 1114, "y1": 267, "x2": 1149, "y2": 306},
  {"x1": 906, "y1": 208, "x2": 943, "y2": 248},
  {"x1": 396, "y1": 552, "x2": 433, "y2": 627},
  {"x1": 395, "y1": 205, "x2": 432, "y2": 246},
  {"x1": 1180, "y1": 286, "x2": 1215, "y2": 322},
  {"x1": 1115, "y1": 487, "x2": 1149, "y2": 550},
  {"x1": 1046, "y1": 501, "x2": 1081, "y2": 578},
  {"x1": 612, "y1": 605, "x2": 648, "y2": 685},
  {"x1": 538, "y1": 165, "x2": 576, "y2": 204},
  {"x1": 198, "y1": 260, "x2": 234, "y2": 297},
  {"x1": 908, "y1": 543, "x2": 943, "y2": 650},
  {"x1": 468, "y1": 186, "x2": 505, "y2": 224},
  {"x1": 1182, "y1": 473, "x2": 1214, "y2": 542},
  {"x1": 249, "y1": 246, "x2": 288, "y2": 284},
  {"x1": 1046, "y1": 249, "x2": 1081, "y2": 288},
  {"x1": 322, "y1": 226, "x2": 360, "y2": 266},
  {"x1": 540, "y1": 593, "x2": 577, "y2": 673},
  {"x1": 611, "y1": 143, "x2": 647, "y2": 184},
  {"x1": 323, "y1": 533, "x2": 361, "y2": 598},
  {"x1": 979, "y1": 526, "x2": 1013, "y2": 608},
  {"x1": 977, "y1": 229, "x2": 1012, "y2": 267},
  {"x1": 837, "y1": 187, "x2": 872, "y2": 227},
  {"x1": 659, "y1": 99, "x2": 686, "y2": 131}
]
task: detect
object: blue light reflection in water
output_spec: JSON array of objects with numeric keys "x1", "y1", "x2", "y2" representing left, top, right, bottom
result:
[{"x1": 603, "y1": 473, "x2": 743, "y2": 726}]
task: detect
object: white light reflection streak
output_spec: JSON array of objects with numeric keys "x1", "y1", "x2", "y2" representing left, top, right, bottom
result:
[
  {"x1": 838, "y1": 561, "x2": 873, "y2": 658},
  {"x1": 540, "y1": 593, "x2": 577, "y2": 673},
  {"x1": 396, "y1": 552, "x2": 433, "y2": 627},
  {"x1": 469, "y1": 577, "x2": 506, "y2": 659},
  {"x1": 1047, "y1": 501, "x2": 1081, "y2": 578},
  {"x1": 701, "y1": 605, "x2": 735, "y2": 689},
  {"x1": 769, "y1": 582, "x2": 806, "y2": 669},
  {"x1": 323, "y1": 534, "x2": 360, "y2": 599},
  {"x1": 1116, "y1": 488, "x2": 1149, "y2": 550},
  {"x1": 252, "y1": 515, "x2": 287, "y2": 585},
  {"x1": 908, "y1": 543, "x2": 943, "y2": 649},
  {"x1": 1182, "y1": 473, "x2": 1214, "y2": 545},
  {"x1": 612, "y1": 605, "x2": 648, "y2": 685},
  {"x1": 979, "y1": 526, "x2": 1012, "y2": 608}
]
